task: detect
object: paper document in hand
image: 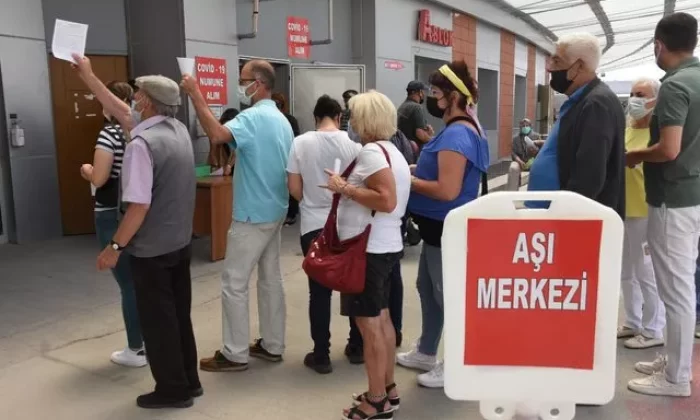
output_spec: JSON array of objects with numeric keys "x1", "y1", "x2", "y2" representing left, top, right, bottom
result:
[{"x1": 52, "y1": 19, "x2": 88, "y2": 64}]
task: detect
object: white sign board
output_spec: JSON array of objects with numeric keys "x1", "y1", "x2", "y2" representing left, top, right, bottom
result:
[{"x1": 442, "y1": 191, "x2": 624, "y2": 420}]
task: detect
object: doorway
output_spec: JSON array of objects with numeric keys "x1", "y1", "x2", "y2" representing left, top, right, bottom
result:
[
  {"x1": 477, "y1": 68, "x2": 499, "y2": 163},
  {"x1": 514, "y1": 75, "x2": 527, "y2": 129},
  {"x1": 238, "y1": 56, "x2": 291, "y2": 112},
  {"x1": 50, "y1": 56, "x2": 128, "y2": 235},
  {"x1": 415, "y1": 56, "x2": 448, "y2": 133}
]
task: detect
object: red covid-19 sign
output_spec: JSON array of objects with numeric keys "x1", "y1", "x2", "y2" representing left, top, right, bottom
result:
[
  {"x1": 287, "y1": 16, "x2": 310, "y2": 59},
  {"x1": 196, "y1": 56, "x2": 227, "y2": 105},
  {"x1": 464, "y1": 219, "x2": 602, "y2": 370}
]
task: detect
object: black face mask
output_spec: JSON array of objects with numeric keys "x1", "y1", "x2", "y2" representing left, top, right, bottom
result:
[
  {"x1": 549, "y1": 68, "x2": 574, "y2": 94},
  {"x1": 426, "y1": 96, "x2": 445, "y2": 118},
  {"x1": 419, "y1": 95, "x2": 425, "y2": 105}
]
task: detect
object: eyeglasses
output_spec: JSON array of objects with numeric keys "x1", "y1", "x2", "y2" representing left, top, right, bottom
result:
[{"x1": 239, "y1": 78, "x2": 256, "y2": 84}]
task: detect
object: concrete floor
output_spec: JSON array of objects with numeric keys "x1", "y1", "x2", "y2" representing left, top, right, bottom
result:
[{"x1": 0, "y1": 229, "x2": 698, "y2": 420}]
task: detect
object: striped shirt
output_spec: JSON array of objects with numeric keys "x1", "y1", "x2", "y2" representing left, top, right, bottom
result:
[{"x1": 94, "y1": 123, "x2": 126, "y2": 210}]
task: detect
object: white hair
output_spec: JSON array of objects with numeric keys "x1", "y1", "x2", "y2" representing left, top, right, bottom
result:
[
  {"x1": 557, "y1": 33, "x2": 602, "y2": 71},
  {"x1": 632, "y1": 77, "x2": 661, "y2": 97},
  {"x1": 348, "y1": 90, "x2": 397, "y2": 141}
]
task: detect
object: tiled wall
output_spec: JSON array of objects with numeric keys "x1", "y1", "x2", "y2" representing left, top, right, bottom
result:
[
  {"x1": 452, "y1": 13, "x2": 477, "y2": 72},
  {"x1": 527, "y1": 43, "x2": 537, "y2": 121},
  {"x1": 499, "y1": 30, "x2": 515, "y2": 158}
]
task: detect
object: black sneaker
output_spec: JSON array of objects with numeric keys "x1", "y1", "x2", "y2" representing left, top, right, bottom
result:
[
  {"x1": 284, "y1": 216, "x2": 297, "y2": 226},
  {"x1": 249, "y1": 339, "x2": 283, "y2": 362},
  {"x1": 136, "y1": 392, "x2": 193, "y2": 409},
  {"x1": 304, "y1": 352, "x2": 333, "y2": 374},
  {"x1": 345, "y1": 344, "x2": 364, "y2": 365}
]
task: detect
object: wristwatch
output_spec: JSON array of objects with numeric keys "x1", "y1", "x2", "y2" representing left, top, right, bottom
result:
[{"x1": 110, "y1": 240, "x2": 126, "y2": 251}]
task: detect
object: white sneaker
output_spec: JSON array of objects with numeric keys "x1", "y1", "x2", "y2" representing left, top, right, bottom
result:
[
  {"x1": 396, "y1": 347, "x2": 436, "y2": 372},
  {"x1": 417, "y1": 361, "x2": 444, "y2": 388},
  {"x1": 628, "y1": 372, "x2": 691, "y2": 397},
  {"x1": 696, "y1": 331, "x2": 700, "y2": 339},
  {"x1": 624, "y1": 335, "x2": 664, "y2": 350},
  {"x1": 635, "y1": 354, "x2": 667, "y2": 375},
  {"x1": 617, "y1": 326, "x2": 639, "y2": 339},
  {"x1": 110, "y1": 347, "x2": 147, "y2": 368}
]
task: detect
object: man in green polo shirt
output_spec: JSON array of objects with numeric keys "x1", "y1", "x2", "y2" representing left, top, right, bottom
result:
[{"x1": 626, "y1": 12, "x2": 700, "y2": 398}]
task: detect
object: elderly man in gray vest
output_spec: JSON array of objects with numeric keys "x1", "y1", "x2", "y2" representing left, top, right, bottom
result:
[{"x1": 72, "y1": 54, "x2": 201, "y2": 410}]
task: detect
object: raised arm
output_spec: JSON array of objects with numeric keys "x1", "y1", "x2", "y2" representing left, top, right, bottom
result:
[
  {"x1": 180, "y1": 74, "x2": 233, "y2": 145},
  {"x1": 72, "y1": 54, "x2": 133, "y2": 132}
]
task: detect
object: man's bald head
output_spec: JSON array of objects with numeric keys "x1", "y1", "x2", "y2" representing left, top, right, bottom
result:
[{"x1": 241, "y1": 59, "x2": 275, "y2": 91}]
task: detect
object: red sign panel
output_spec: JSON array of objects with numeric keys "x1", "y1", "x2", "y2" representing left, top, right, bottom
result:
[
  {"x1": 287, "y1": 16, "x2": 310, "y2": 59},
  {"x1": 418, "y1": 9, "x2": 453, "y2": 47},
  {"x1": 464, "y1": 219, "x2": 602, "y2": 370},
  {"x1": 384, "y1": 60, "x2": 405, "y2": 71},
  {"x1": 196, "y1": 56, "x2": 227, "y2": 105}
]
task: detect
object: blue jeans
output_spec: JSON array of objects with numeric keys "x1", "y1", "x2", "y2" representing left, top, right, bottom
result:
[
  {"x1": 417, "y1": 243, "x2": 443, "y2": 356},
  {"x1": 95, "y1": 209, "x2": 143, "y2": 350}
]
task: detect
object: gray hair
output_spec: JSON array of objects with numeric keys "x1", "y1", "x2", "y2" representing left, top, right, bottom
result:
[
  {"x1": 557, "y1": 32, "x2": 602, "y2": 71},
  {"x1": 149, "y1": 96, "x2": 179, "y2": 118},
  {"x1": 633, "y1": 77, "x2": 662, "y2": 97}
]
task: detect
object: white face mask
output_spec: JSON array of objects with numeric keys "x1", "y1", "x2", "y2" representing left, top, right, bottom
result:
[
  {"x1": 131, "y1": 98, "x2": 144, "y2": 126},
  {"x1": 238, "y1": 81, "x2": 258, "y2": 106},
  {"x1": 627, "y1": 97, "x2": 654, "y2": 121}
]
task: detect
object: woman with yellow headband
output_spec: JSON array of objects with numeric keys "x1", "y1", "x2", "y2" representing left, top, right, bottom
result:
[{"x1": 397, "y1": 60, "x2": 489, "y2": 389}]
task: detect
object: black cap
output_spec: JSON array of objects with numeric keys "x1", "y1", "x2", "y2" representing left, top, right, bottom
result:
[{"x1": 406, "y1": 80, "x2": 429, "y2": 92}]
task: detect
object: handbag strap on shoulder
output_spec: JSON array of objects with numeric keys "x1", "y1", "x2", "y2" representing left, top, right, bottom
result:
[{"x1": 330, "y1": 141, "x2": 393, "y2": 217}]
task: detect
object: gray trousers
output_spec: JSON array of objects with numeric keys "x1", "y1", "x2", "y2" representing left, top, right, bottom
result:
[
  {"x1": 221, "y1": 218, "x2": 286, "y2": 363},
  {"x1": 648, "y1": 205, "x2": 700, "y2": 384}
]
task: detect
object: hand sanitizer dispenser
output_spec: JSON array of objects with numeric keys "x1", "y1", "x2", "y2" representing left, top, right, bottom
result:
[{"x1": 9, "y1": 114, "x2": 25, "y2": 148}]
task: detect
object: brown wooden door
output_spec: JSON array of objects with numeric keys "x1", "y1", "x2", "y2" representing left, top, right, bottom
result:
[{"x1": 50, "y1": 56, "x2": 128, "y2": 235}]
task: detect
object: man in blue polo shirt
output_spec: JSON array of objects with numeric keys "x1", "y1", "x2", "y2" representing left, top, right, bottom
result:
[{"x1": 181, "y1": 59, "x2": 293, "y2": 373}]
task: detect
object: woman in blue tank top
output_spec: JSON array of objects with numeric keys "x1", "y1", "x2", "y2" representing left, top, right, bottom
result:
[{"x1": 396, "y1": 60, "x2": 489, "y2": 389}]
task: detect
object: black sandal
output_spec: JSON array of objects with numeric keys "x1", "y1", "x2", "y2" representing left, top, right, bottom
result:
[
  {"x1": 343, "y1": 396, "x2": 393, "y2": 420},
  {"x1": 352, "y1": 383, "x2": 400, "y2": 410}
]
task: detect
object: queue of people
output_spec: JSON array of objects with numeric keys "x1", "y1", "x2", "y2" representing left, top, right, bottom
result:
[{"x1": 70, "y1": 10, "x2": 700, "y2": 417}]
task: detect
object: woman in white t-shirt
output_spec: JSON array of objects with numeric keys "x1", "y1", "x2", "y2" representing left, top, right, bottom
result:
[
  {"x1": 322, "y1": 91, "x2": 411, "y2": 420},
  {"x1": 287, "y1": 95, "x2": 362, "y2": 374}
]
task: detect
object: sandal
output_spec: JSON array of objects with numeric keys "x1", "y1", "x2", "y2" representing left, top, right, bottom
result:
[
  {"x1": 342, "y1": 396, "x2": 393, "y2": 420},
  {"x1": 352, "y1": 383, "x2": 400, "y2": 410}
]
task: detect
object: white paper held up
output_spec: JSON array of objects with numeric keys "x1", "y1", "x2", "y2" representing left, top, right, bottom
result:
[
  {"x1": 177, "y1": 57, "x2": 196, "y2": 76},
  {"x1": 52, "y1": 19, "x2": 88, "y2": 64}
]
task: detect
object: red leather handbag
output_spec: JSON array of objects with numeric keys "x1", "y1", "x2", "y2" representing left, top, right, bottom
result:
[{"x1": 302, "y1": 144, "x2": 391, "y2": 294}]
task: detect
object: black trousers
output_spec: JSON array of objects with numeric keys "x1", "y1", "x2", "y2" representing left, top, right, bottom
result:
[
  {"x1": 287, "y1": 196, "x2": 299, "y2": 219},
  {"x1": 130, "y1": 244, "x2": 200, "y2": 399},
  {"x1": 301, "y1": 230, "x2": 403, "y2": 357}
]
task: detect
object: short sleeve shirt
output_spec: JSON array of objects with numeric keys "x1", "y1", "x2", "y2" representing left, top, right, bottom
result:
[
  {"x1": 397, "y1": 100, "x2": 428, "y2": 143},
  {"x1": 644, "y1": 57, "x2": 700, "y2": 208},
  {"x1": 225, "y1": 99, "x2": 294, "y2": 223}
]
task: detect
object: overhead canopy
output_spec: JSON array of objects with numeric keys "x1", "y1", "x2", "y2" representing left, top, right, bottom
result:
[{"x1": 502, "y1": 0, "x2": 700, "y2": 72}]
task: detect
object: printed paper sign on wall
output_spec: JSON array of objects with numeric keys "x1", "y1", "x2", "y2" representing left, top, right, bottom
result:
[
  {"x1": 287, "y1": 16, "x2": 310, "y2": 59},
  {"x1": 464, "y1": 219, "x2": 603, "y2": 370},
  {"x1": 196, "y1": 56, "x2": 227, "y2": 105}
]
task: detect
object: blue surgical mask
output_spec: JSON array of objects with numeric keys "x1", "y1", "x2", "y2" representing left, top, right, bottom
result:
[
  {"x1": 521, "y1": 126, "x2": 532, "y2": 136},
  {"x1": 238, "y1": 81, "x2": 258, "y2": 106},
  {"x1": 131, "y1": 99, "x2": 143, "y2": 126}
]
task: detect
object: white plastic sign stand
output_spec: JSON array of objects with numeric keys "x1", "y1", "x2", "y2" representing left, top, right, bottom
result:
[{"x1": 442, "y1": 191, "x2": 624, "y2": 420}]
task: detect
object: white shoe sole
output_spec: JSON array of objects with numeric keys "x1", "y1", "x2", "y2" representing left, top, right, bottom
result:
[
  {"x1": 111, "y1": 356, "x2": 148, "y2": 368},
  {"x1": 628, "y1": 382, "x2": 691, "y2": 397},
  {"x1": 396, "y1": 357, "x2": 435, "y2": 372},
  {"x1": 417, "y1": 380, "x2": 444, "y2": 389},
  {"x1": 624, "y1": 339, "x2": 665, "y2": 350}
]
